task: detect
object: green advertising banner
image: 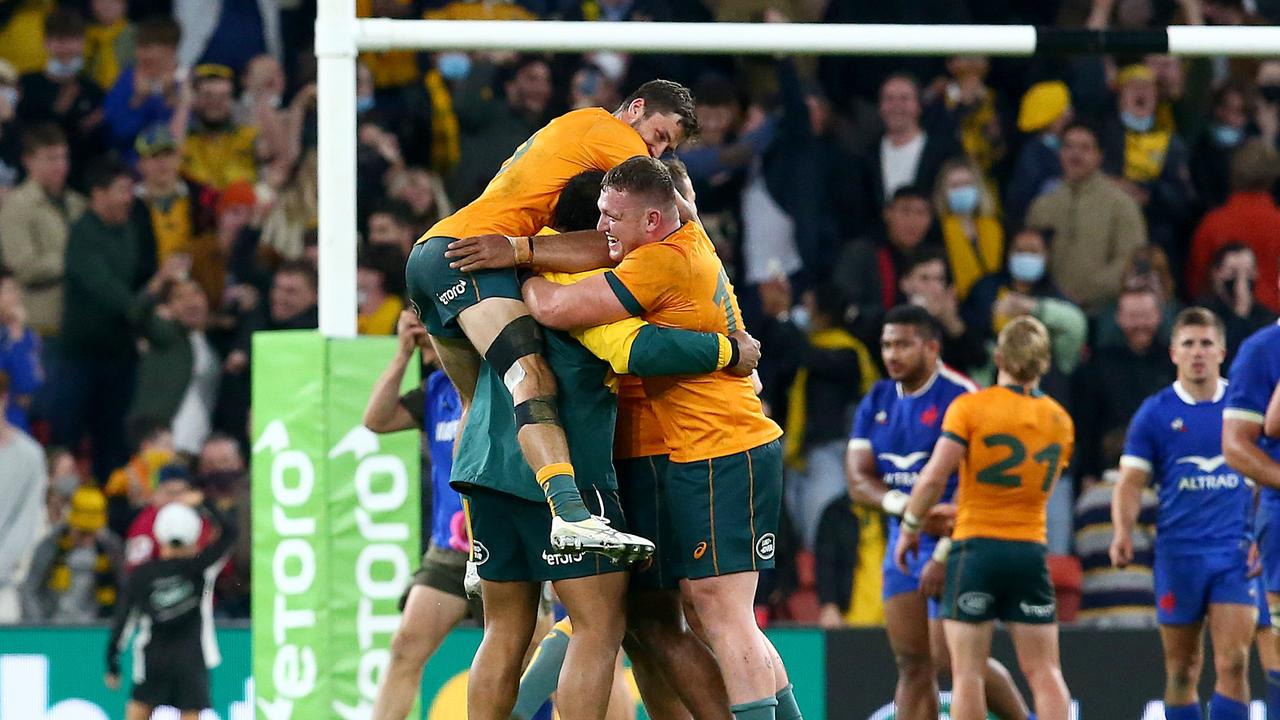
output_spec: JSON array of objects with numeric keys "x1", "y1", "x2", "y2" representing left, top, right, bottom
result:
[{"x1": 251, "y1": 332, "x2": 420, "y2": 720}]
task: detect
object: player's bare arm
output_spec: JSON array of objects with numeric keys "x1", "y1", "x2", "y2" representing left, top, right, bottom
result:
[
  {"x1": 1266, "y1": 381, "x2": 1280, "y2": 438},
  {"x1": 445, "y1": 231, "x2": 615, "y2": 274},
  {"x1": 846, "y1": 442, "x2": 955, "y2": 535},
  {"x1": 522, "y1": 274, "x2": 631, "y2": 331},
  {"x1": 895, "y1": 436, "x2": 966, "y2": 571},
  {"x1": 1224, "y1": 418, "x2": 1280, "y2": 489},
  {"x1": 1109, "y1": 465, "x2": 1150, "y2": 568},
  {"x1": 363, "y1": 310, "x2": 427, "y2": 433}
]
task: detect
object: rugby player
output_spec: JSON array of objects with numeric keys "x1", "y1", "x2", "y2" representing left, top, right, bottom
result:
[
  {"x1": 896, "y1": 317, "x2": 1073, "y2": 720},
  {"x1": 1112, "y1": 308, "x2": 1253, "y2": 720},
  {"x1": 519, "y1": 157, "x2": 799, "y2": 720},
  {"x1": 407, "y1": 79, "x2": 699, "y2": 558},
  {"x1": 1222, "y1": 273, "x2": 1280, "y2": 716},
  {"x1": 847, "y1": 305, "x2": 1029, "y2": 720}
]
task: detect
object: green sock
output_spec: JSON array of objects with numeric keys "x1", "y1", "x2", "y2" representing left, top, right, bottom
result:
[
  {"x1": 775, "y1": 684, "x2": 802, "y2": 720},
  {"x1": 510, "y1": 622, "x2": 572, "y2": 720},
  {"x1": 536, "y1": 463, "x2": 590, "y2": 523},
  {"x1": 731, "y1": 696, "x2": 778, "y2": 720}
]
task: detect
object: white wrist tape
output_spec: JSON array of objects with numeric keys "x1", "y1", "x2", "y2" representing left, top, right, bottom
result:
[
  {"x1": 881, "y1": 490, "x2": 910, "y2": 516},
  {"x1": 931, "y1": 538, "x2": 952, "y2": 563},
  {"x1": 902, "y1": 510, "x2": 922, "y2": 533}
]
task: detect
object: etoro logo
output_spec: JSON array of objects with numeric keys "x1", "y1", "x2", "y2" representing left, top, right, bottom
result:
[
  {"x1": 755, "y1": 533, "x2": 776, "y2": 560},
  {"x1": 957, "y1": 591, "x2": 994, "y2": 615},
  {"x1": 438, "y1": 279, "x2": 469, "y2": 305}
]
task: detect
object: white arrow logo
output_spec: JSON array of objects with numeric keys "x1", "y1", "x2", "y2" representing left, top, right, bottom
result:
[
  {"x1": 253, "y1": 420, "x2": 290, "y2": 454},
  {"x1": 329, "y1": 425, "x2": 381, "y2": 460},
  {"x1": 879, "y1": 451, "x2": 929, "y2": 470},
  {"x1": 1176, "y1": 455, "x2": 1228, "y2": 473}
]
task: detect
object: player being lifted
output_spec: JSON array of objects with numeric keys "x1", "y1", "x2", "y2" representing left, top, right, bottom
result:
[
  {"x1": 896, "y1": 317, "x2": 1073, "y2": 720},
  {"x1": 519, "y1": 157, "x2": 799, "y2": 720},
  {"x1": 847, "y1": 305, "x2": 1030, "y2": 720},
  {"x1": 1110, "y1": 308, "x2": 1254, "y2": 720},
  {"x1": 407, "y1": 79, "x2": 698, "y2": 558}
]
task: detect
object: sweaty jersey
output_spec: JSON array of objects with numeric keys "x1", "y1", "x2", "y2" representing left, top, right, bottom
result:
[
  {"x1": 614, "y1": 377, "x2": 668, "y2": 460},
  {"x1": 605, "y1": 221, "x2": 781, "y2": 462},
  {"x1": 850, "y1": 365, "x2": 976, "y2": 544},
  {"x1": 1121, "y1": 380, "x2": 1249, "y2": 555},
  {"x1": 943, "y1": 385, "x2": 1075, "y2": 544},
  {"x1": 423, "y1": 108, "x2": 647, "y2": 240},
  {"x1": 1225, "y1": 322, "x2": 1280, "y2": 504}
]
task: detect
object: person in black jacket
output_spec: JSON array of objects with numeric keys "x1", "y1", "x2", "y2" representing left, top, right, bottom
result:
[{"x1": 105, "y1": 492, "x2": 236, "y2": 720}]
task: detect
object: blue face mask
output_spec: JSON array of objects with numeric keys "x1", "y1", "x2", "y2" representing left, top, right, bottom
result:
[
  {"x1": 438, "y1": 52, "x2": 471, "y2": 82},
  {"x1": 46, "y1": 56, "x2": 83, "y2": 80},
  {"x1": 1121, "y1": 111, "x2": 1155, "y2": 133},
  {"x1": 790, "y1": 305, "x2": 811, "y2": 333},
  {"x1": 356, "y1": 95, "x2": 375, "y2": 113},
  {"x1": 946, "y1": 185, "x2": 980, "y2": 215},
  {"x1": 1042, "y1": 133, "x2": 1061, "y2": 151},
  {"x1": 1008, "y1": 252, "x2": 1047, "y2": 283},
  {"x1": 1212, "y1": 123, "x2": 1243, "y2": 148}
]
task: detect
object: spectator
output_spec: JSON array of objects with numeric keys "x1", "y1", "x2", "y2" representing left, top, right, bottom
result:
[
  {"x1": 206, "y1": 179, "x2": 268, "y2": 308},
  {"x1": 923, "y1": 55, "x2": 1005, "y2": 185},
  {"x1": 898, "y1": 249, "x2": 989, "y2": 374},
  {"x1": 1093, "y1": 245, "x2": 1182, "y2": 351},
  {"x1": 123, "y1": 464, "x2": 211, "y2": 572},
  {"x1": 56, "y1": 157, "x2": 174, "y2": 481},
  {"x1": 0, "y1": 369, "x2": 48, "y2": 622},
  {"x1": 0, "y1": 0, "x2": 53, "y2": 75},
  {"x1": 1100, "y1": 64, "x2": 1194, "y2": 273},
  {"x1": 259, "y1": 148, "x2": 316, "y2": 261},
  {"x1": 814, "y1": 499, "x2": 886, "y2": 629},
  {"x1": 0, "y1": 59, "x2": 22, "y2": 193},
  {"x1": 45, "y1": 446, "x2": 81, "y2": 526},
  {"x1": 569, "y1": 61, "x2": 620, "y2": 111},
  {"x1": 1186, "y1": 138, "x2": 1280, "y2": 312},
  {"x1": 83, "y1": 0, "x2": 136, "y2": 91},
  {"x1": 1005, "y1": 80, "x2": 1072, "y2": 227},
  {"x1": 1189, "y1": 82, "x2": 1251, "y2": 212},
  {"x1": 235, "y1": 54, "x2": 292, "y2": 170},
  {"x1": 757, "y1": 280, "x2": 877, "y2": 549},
  {"x1": 22, "y1": 485, "x2": 124, "y2": 623},
  {"x1": 832, "y1": 185, "x2": 936, "y2": 344},
  {"x1": 103, "y1": 418, "x2": 176, "y2": 538},
  {"x1": 130, "y1": 279, "x2": 221, "y2": 457},
  {"x1": 932, "y1": 156, "x2": 1002, "y2": 300},
  {"x1": 0, "y1": 124, "x2": 84, "y2": 336},
  {"x1": 197, "y1": 433, "x2": 249, "y2": 617},
  {"x1": 134, "y1": 124, "x2": 220, "y2": 295},
  {"x1": 18, "y1": 8, "x2": 107, "y2": 183},
  {"x1": 0, "y1": 270, "x2": 44, "y2": 432},
  {"x1": 174, "y1": 0, "x2": 281, "y2": 75},
  {"x1": 387, "y1": 166, "x2": 451, "y2": 231},
  {"x1": 1070, "y1": 287, "x2": 1176, "y2": 487},
  {"x1": 1027, "y1": 122, "x2": 1148, "y2": 313},
  {"x1": 1199, "y1": 243, "x2": 1277, "y2": 367},
  {"x1": 366, "y1": 198, "x2": 417, "y2": 260},
  {"x1": 103, "y1": 17, "x2": 182, "y2": 159},
  {"x1": 860, "y1": 73, "x2": 960, "y2": 216},
  {"x1": 1073, "y1": 470, "x2": 1157, "y2": 628},
  {"x1": 178, "y1": 63, "x2": 273, "y2": 190},
  {"x1": 356, "y1": 245, "x2": 406, "y2": 336}
]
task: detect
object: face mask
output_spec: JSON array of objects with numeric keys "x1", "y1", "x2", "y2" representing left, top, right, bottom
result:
[
  {"x1": 946, "y1": 185, "x2": 980, "y2": 215},
  {"x1": 1261, "y1": 85, "x2": 1280, "y2": 105},
  {"x1": 1008, "y1": 252, "x2": 1046, "y2": 283},
  {"x1": 0, "y1": 86, "x2": 18, "y2": 108},
  {"x1": 790, "y1": 305, "x2": 811, "y2": 333},
  {"x1": 46, "y1": 56, "x2": 83, "y2": 80},
  {"x1": 1212, "y1": 123, "x2": 1243, "y2": 148},
  {"x1": 1042, "y1": 133, "x2": 1061, "y2": 151},
  {"x1": 199, "y1": 470, "x2": 241, "y2": 491},
  {"x1": 355, "y1": 95, "x2": 375, "y2": 113},
  {"x1": 54, "y1": 474, "x2": 80, "y2": 497},
  {"x1": 437, "y1": 52, "x2": 471, "y2": 82},
  {"x1": 357, "y1": 289, "x2": 369, "y2": 308},
  {"x1": 1121, "y1": 111, "x2": 1155, "y2": 133}
]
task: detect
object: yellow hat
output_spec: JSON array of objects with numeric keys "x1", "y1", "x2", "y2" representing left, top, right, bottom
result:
[
  {"x1": 68, "y1": 487, "x2": 107, "y2": 533},
  {"x1": 1116, "y1": 64, "x2": 1155, "y2": 86},
  {"x1": 1018, "y1": 81, "x2": 1070, "y2": 133}
]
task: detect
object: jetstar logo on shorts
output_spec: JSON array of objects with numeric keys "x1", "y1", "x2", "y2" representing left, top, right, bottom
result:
[
  {"x1": 1019, "y1": 600, "x2": 1055, "y2": 618},
  {"x1": 438, "y1": 279, "x2": 469, "y2": 305},
  {"x1": 957, "y1": 591, "x2": 994, "y2": 615},
  {"x1": 542, "y1": 550, "x2": 586, "y2": 566},
  {"x1": 755, "y1": 533, "x2": 776, "y2": 560},
  {"x1": 472, "y1": 540, "x2": 490, "y2": 565},
  {"x1": 693, "y1": 542, "x2": 708, "y2": 559}
]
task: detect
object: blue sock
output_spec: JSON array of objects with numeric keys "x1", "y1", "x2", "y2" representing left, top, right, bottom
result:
[
  {"x1": 1208, "y1": 693, "x2": 1246, "y2": 720},
  {"x1": 1269, "y1": 670, "x2": 1280, "y2": 719},
  {"x1": 1026, "y1": 715, "x2": 1036, "y2": 720},
  {"x1": 1164, "y1": 703, "x2": 1202, "y2": 720}
]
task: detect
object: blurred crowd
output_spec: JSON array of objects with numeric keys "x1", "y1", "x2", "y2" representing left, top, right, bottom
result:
[{"x1": 0, "y1": 0, "x2": 1277, "y2": 628}]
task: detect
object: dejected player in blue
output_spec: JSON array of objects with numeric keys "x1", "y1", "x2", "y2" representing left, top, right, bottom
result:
[
  {"x1": 846, "y1": 305, "x2": 1031, "y2": 720},
  {"x1": 1111, "y1": 308, "x2": 1254, "y2": 720}
]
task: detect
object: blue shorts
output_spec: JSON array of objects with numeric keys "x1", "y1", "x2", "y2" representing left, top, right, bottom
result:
[
  {"x1": 1154, "y1": 547, "x2": 1255, "y2": 625},
  {"x1": 883, "y1": 535, "x2": 941, "y2": 619},
  {"x1": 1259, "y1": 502, "x2": 1280, "y2": 596}
]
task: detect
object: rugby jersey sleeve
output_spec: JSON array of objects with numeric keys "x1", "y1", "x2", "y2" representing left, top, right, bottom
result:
[
  {"x1": 940, "y1": 393, "x2": 975, "y2": 448},
  {"x1": 1119, "y1": 398, "x2": 1158, "y2": 476},
  {"x1": 1225, "y1": 337, "x2": 1272, "y2": 424},
  {"x1": 849, "y1": 390, "x2": 877, "y2": 451},
  {"x1": 604, "y1": 242, "x2": 688, "y2": 316}
]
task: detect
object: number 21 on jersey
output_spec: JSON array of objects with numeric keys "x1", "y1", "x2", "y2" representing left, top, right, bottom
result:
[{"x1": 976, "y1": 434, "x2": 1063, "y2": 491}]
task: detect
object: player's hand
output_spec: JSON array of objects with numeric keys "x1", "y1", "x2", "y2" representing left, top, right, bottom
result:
[
  {"x1": 919, "y1": 558, "x2": 946, "y2": 598},
  {"x1": 1108, "y1": 531, "x2": 1133, "y2": 568},
  {"x1": 1249, "y1": 542, "x2": 1263, "y2": 578},
  {"x1": 104, "y1": 672, "x2": 120, "y2": 691},
  {"x1": 894, "y1": 531, "x2": 919, "y2": 573},
  {"x1": 727, "y1": 330, "x2": 761, "y2": 376},
  {"x1": 921, "y1": 503, "x2": 956, "y2": 536},
  {"x1": 396, "y1": 310, "x2": 429, "y2": 354},
  {"x1": 446, "y1": 234, "x2": 516, "y2": 271}
]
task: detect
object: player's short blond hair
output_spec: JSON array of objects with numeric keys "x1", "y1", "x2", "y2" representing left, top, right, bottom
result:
[{"x1": 996, "y1": 316, "x2": 1051, "y2": 384}]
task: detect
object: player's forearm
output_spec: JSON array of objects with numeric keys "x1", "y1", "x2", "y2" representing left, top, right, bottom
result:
[
  {"x1": 904, "y1": 471, "x2": 948, "y2": 522},
  {"x1": 1224, "y1": 419, "x2": 1280, "y2": 489},
  {"x1": 627, "y1": 325, "x2": 731, "y2": 377},
  {"x1": 1265, "y1": 383, "x2": 1280, "y2": 438},
  {"x1": 1111, "y1": 468, "x2": 1147, "y2": 540},
  {"x1": 363, "y1": 350, "x2": 413, "y2": 432},
  {"x1": 529, "y1": 231, "x2": 616, "y2": 273},
  {"x1": 846, "y1": 446, "x2": 891, "y2": 508}
]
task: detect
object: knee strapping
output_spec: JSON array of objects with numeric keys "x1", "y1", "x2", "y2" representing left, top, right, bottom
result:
[
  {"x1": 485, "y1": 315, "x2": 543, "y2": 393},
  {"x1": 515, "y1": 396, "x2": 560, "y2": 430}
]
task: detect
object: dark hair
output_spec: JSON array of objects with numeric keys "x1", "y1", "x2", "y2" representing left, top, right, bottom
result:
[
  {"x1": 276, "y1": 259, "x2": 319, "y2": 292},
  {"x1": 1062, "y1": 121, "x2": 1101, "y2": 144},
  {"x1": 497, "y1": 54, "x2": 550, "y2": 89},
  {"x1": 692, "y1": 74, "x2": 739, "y2": 108},
  {"x1": 1210, "y1": 241, "x2": 1252, "y2": 269},
  {"x1": 84, "y1": 157, "x2": 131, "y2": 192},
  {"x1": 901, "y1": 247, "x2": 951, "y2": 282},
  {"x1": 553, "y1": 170, "x2": 605, "y2": 233},
  {"x1": 21, "y1": 123, "x2": 67, "y2": 157},
  {"x1": 128, "y1": 416, "x2": 170, "y2": 450},
  {"x1": 368, "y1": 198, "x2": 415, "y2": 228},
  {"x1": 620, "y1": 79, "x2": 699, "y2": 141},
  {"x1": 1011, "y1": 225, "x2": 1054, "y2": 249},
  {"x1": 882, "y1": 72, "x2": 921, "y2": 95},
  {"x1": 1173, "y1": 306, "x2": 1226, "y2": 342},
  {"x1": 661, "y1": 157, "x2": 689, "y2": 184},
  {"x1": 358, "y1": 244, "x2": 407, "y2": 296},
  {"x1": 136, "y1": 17, "x2": 181, "y2": 48},
  {"x1": 884, "y1": 304, "x2": 940, "y2": 341},
  {"x1": 44, "y1": 8, "x2": 86, "y2": 39},
  {"x1": 889, "y1": 184, "x2": 929, "y2": 204},
  {"x1": 809, "y1": 283, "x2": 849, "y2": 324},
  {"x1": 601, "y1": 156, "x2": 677, "y2": 211}
]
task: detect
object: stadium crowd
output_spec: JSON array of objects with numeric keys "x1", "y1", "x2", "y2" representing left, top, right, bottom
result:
[{"x1": 0, "y1": 0, "x2": 1277, "y2": 631}]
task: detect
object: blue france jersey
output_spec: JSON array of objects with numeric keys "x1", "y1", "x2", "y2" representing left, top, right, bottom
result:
[
  {"x1": 1225, "y1": 322, "x2": 1280, "y2": 504},
  {"x1": 424, "y1": 371, "x2": 466, "y2": 551},
  {"x1": 1121, "y1": 381, "x2": 1249, "y2": 554},
  {"x1": 850, "y1": 365, "x2": 976, "y2": 545}
]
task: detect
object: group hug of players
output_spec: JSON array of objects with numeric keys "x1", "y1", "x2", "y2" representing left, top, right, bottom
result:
[{"x1": 354, "y1": 75, "x2": 1280, "y2": 720}]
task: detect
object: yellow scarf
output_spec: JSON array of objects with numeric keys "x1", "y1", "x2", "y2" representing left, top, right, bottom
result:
[
  {"x1": 844, "y1": 505, "x2": 886, "y2": 626},
  {"x1": 424, "y1": 69, "x2": 461, "y2": 175},
  {"x1": 952, "y1": 88, "x2": 1002, "y2": 176},
  {"x1": 941, "y1": 214, "x2": 1003, "y2": 301},
  {"x1": 1123, "y1": 129, "x2": 1172, "y2": 184},
  {"x1": 784, "y1": 328, "x2": 878, "y2": 469}
]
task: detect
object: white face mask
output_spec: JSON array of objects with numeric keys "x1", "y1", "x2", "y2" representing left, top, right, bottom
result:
[{"x1": 0, "y1": 86, "x2": 18, "y2": 109}]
